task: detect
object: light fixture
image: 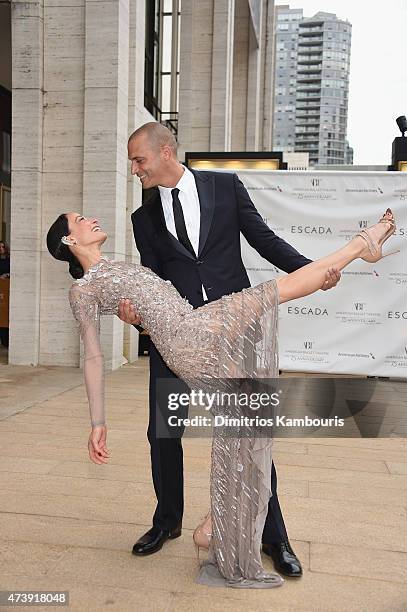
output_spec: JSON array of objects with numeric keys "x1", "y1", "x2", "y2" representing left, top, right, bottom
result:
[
  {"x1": 396, "y1": 115, "x2": 407, "y2": 137},
  {"x1": 391, "y1": 116, "x2": 407, "y2": 170}
]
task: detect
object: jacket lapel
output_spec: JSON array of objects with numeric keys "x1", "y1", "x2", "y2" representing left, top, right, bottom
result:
[
  {"x1": 190, "y1": 169, "x2": 215, "y2": 256},
  {"x1": 145, "y1": 187, "x2": 196, "y2": 261}
]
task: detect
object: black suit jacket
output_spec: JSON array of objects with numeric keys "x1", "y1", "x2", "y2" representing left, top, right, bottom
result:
[{"x1": 131, "y1": 169, "x2": 311, "y2": 309}]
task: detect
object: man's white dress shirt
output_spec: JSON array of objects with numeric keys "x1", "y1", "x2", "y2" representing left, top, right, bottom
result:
[{"x1": 159, "y1": 167, "x2": 208, "y2": 300}]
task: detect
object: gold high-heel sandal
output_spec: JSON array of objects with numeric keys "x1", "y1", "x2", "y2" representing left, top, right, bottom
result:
[
  {"x1": 193, "y1": 513, "x2": 212, "y2": 563},
  {"x1": 357, "y1": 208, "x2": 399, "y2": 263}
]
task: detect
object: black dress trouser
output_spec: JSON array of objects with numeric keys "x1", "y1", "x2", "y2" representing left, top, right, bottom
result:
[{"x1": 147, "y1": 342, "x2": 288, "y2": 544}]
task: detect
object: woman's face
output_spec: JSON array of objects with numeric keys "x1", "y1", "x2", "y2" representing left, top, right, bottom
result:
[
  {"x1": 65, "y1": 213, "x2": 108, "y2": 247},
  {"x1": 0, "y1": 243, "x2": 6, "y2": 256}
]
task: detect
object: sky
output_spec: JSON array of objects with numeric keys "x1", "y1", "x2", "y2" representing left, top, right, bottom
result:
[{"x1": 282, "y1": 0, "x2": 407, "y2": 165}]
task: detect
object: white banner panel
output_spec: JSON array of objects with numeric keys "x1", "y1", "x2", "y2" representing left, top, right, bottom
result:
[{"x1": 236, "y1": 170, "x2": 407, "y2": 377}]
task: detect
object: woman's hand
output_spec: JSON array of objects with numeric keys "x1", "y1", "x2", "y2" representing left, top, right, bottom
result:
[{"x1": 88, "y1": 425, "x2": 110, "y2": 464}]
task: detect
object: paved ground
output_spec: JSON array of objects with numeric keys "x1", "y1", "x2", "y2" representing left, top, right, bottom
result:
[{"x1": 0, "y1": 357, "x2": 406, "y2": 611}]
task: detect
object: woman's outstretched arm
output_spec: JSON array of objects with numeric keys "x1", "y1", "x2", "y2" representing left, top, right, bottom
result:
[{"x1": 69, "y1": 285, "x2": 110, "y2": 464}]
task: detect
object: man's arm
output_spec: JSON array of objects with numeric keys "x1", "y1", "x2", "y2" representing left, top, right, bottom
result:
[{"x1": 233, "y1": 173, "x2": 312, "y2": 273}]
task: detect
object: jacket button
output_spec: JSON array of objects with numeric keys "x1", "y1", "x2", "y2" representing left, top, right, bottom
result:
[{"x1": 196, "y1": 259, "x2": 203, "y2": 265}]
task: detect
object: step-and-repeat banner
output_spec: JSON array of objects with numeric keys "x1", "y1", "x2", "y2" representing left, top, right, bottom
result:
[{"x1": 236, "y1": 171, "x2": 407, "y2": 377}]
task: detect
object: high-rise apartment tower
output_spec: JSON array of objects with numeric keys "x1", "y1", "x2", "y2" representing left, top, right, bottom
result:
[{"x1": 273, "y1": 8, "x2": 352, "y2": 165}]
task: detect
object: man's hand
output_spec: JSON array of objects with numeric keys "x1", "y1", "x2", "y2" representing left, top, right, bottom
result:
[
  {"x1": 118, "y1": 299, "x2": 141, "y2": 325},
  {"x1": 321, "y1": 267, "x2": 341, "y2": 291},
  {"x1": 88, "y1": 425, "x2": 110, "y2": 464}
]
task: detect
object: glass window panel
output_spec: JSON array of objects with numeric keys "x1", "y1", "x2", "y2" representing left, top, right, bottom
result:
[
  {"x1": 162, "y1": 14, "x2": 172, "y2": 73},
  {"x1": 161, "y1": 73, "x2": 171, "y2": 111}
]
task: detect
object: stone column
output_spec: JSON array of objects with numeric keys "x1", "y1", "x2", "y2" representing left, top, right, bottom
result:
[
  {"x1": 9, "y1": 0, "x2": 44, "y2": 365},
  {"x1": 178, "y1": 0, "x2": 214, "y2": 160},
  {"x1": 39, "y1": 0, "x2": 86, "y2": 366},
  {"x1": 231, "y1": 0, "x2": 249, "y2": 151},
  {"x1": 245, "y1": 2, "x2": 262, "y2": 150},
  {"x1": 83, "y1": 0, "x2": 130, "y2": 370},
  {"x1": 123, "y1": 0, "x2": 148, "y2": 363},
  {"x1": 210, "y1": 0, "x2": 235, "y2": 151},
  {"x1": 261, "y1": 0, "x2": 276, "y2": 151}
]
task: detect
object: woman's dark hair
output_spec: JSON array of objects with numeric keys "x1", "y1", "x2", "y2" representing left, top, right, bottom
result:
[
  {"x1": 46, "y1": 214, "x2": 84, "y2": 279},
  {"x1": 0, "y1": 241, "x2": 9, "y2": 257}
]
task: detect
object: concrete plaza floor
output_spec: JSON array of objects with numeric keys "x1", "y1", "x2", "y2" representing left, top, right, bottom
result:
[{"x1": 0, "y1": 354, "x2": 406, "y2": 611}]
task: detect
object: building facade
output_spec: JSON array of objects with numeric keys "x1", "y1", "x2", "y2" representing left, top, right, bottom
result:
[
  {"x1": 6, "y1": 0, "x2": 276, "y2": 368},
  {"x1": 272, "y1": 5, "x2": 303, "y2": 151},
  {"x1": 177, "y1": 0, "x2": 276, "y2": 158},
  {"x1": 273, "y1": 7, "x2": 352, "y2": 166},
  {"x1": 295, "y1": 12, "x2": 352, "y2": 166}
]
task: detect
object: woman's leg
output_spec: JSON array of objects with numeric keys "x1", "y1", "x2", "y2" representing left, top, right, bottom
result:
[
  {"x1": 277, "y1": 237, "x2": 362, "y2": 304},
  {"x1": 277, "y1": 214, "x2": 393, "y2": 304}
]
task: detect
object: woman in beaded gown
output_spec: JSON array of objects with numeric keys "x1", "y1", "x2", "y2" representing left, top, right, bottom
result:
[{"x1": 47, "y1": 209, "x2": 396, "y2": 589}]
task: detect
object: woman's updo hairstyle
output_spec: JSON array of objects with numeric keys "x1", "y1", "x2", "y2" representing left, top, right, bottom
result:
[{"x1": 46, "y1": 214, "x2": 84, "y2": 280}]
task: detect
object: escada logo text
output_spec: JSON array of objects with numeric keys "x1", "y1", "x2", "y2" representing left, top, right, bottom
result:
[
  {"x1": 387, "y1": 311, "x2": 407, "y2": 319},
  {"x1": 291, "y1": 226, "x2": 332, "y2": 235},
  {"x1": 287, "y1": 306, "x2": 329, "y2": 316}
]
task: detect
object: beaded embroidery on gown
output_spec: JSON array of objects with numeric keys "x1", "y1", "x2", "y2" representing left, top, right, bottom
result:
[{"x1": 69, "y1": 258, "x2": 283, "y2": 589}]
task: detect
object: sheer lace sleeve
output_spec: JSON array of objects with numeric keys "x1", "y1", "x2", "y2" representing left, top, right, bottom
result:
[{"x1": 69, "y1": 285, "x2": 105, "y2": 428}]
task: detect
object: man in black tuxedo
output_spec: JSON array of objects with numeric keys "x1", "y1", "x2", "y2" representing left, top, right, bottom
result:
[{"x1": 119, "y1": 122, "x2": 339, "y2": 576}]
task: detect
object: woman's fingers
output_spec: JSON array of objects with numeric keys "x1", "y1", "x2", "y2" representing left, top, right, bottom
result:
[
  {"x1": 88, "y1": 428, "x2": 110, "y2": 464},
  {"x1": 88, "y1": 440, "x2": 106, "y2": 464},
  {"x1": 88, "y1": 445, "x2": 105, "y2": 464},
  {"x1": 91, "y1": 438, "x2": 109, "y2": 462}
]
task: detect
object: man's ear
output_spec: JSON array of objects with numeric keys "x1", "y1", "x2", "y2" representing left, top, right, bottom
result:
[{"x1": 161, "y1": 145, "x2": 172, "y2": 161}]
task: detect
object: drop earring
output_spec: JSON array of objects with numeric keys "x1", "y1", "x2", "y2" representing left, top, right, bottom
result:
[{"x1": 61, "y1": 236, "x2": 78, "y2": 246}]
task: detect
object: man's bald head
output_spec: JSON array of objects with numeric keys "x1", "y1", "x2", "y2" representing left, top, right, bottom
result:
[
  {"x1": 127, "y1": 122, "x2": 183, "y2": 189},
  {"x1": 128, "y1": 122, "x2": 178, "y2": 155}
]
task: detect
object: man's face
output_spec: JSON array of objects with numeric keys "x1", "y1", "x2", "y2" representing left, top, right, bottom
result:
[{"x1": 128, "y1": 134, "x2": 165, "y2": 189}]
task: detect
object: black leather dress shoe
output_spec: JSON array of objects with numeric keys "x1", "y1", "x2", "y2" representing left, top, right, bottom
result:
[
  {"x1": 132, "y1": 525, "x2": 182, "y2": 556},
  {"x1": 262, "y1": 540, "x2": 302, "y2": 577}
]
